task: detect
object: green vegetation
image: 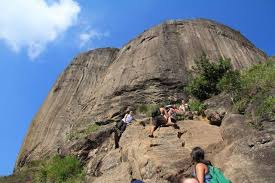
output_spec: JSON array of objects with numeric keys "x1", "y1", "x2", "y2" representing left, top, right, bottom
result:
[
  {"x1": 0, "y1": 155, "x2": 84, "y2": 183},
  {"x1": 176, "y1": 114, "x2": 185, "y2": 121},
  {"x1": 35, "y1": 155, "x2": 84, "y2": 183},
  {"x1": 186, "y1": 55, "x2": 275, "y2": 121},
  {"x1": 67, "y1": 123, "x2": 100, "y2": 140},
  {"x1": 257, "y1": 96, "x2": 275, "y2": 119},
  {"x1": 219, "y1": 59, "x2": 275, "y2": 120},
  {"x1": 185, "y1": 54, "x2": 234, "y2": 101},
  {"x1": 217, "y1": 70, "x2": 241, "y2": 100},
  {"x1": 137, "y1": 104, "x2": 159, "y2": 117},
  {"x1": 188, "y1": 98, "x2": 206, "y2": 115}
]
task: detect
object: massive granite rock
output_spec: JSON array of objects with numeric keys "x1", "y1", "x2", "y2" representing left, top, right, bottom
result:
[
  {"x1": 16, "y1": 19, "x2": 267, "y2": 169},
  {"x1": 86, "y1": 120, "x2": 222, "y2": 183}
]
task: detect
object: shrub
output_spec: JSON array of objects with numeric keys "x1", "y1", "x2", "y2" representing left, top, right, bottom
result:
[
  {"x1": 35, "y1": 155, "x2": 84, "y2": 183},
  {"x1": 138, "y1": 104, "x2": 159, "y2": 117},
  {"x1": 240, "y1": 60, "x2": 275, "y2": 97},
  {"x1": 188, "y1": 99, "x2": 206, "y2": 114},
  {"x1": 186, "y1": 54, "x2": 234, "y2": 101},
  {"x1": 217, "y1": 70, "x2": 241, "y2": 101},
  {"x1": 233, "y1": 98, "x2": 249, "y2": 114},
  {"x1": 185, "y1": 76, "x2": 210, "y2": 100},
  {"x1": 234, "y1": 60, "x2": 275, "y2": 115},
  {"x1": 257, "y1": 96, "x2": 275, "y2": 119}
]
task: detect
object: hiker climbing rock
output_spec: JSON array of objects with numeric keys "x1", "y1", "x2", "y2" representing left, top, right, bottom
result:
[
  {"x1": 114, "y1": 110, "x2": 135, "y2": 148},
  {"x1": 191, "y1": 147, "x2": 231, "y2": 183},
  {"x1": 149, "y1": 106, "x2": 179, "y2": 138}
]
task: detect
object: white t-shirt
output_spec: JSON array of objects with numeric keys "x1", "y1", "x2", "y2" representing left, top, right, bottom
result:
[{"x1": 122, "y1": 114, "x2": 134, "y2": 124}]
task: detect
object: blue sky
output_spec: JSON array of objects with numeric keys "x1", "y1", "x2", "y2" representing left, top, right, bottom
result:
[{"x1": 0, "y1": 0, "x2": 274, "y2": 176}]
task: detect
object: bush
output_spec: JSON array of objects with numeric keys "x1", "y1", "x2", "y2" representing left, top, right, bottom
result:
[
  {"x1": 138, "y1": 104, "x2": 159, "y2": 117},
  {"x1": 188, "y1": 99, "x2": 206, "y2": 114},
  {"x1": 257, "y1": 96, "x2": 275, "y2": 119},
  {"x1": 240, "y1": 60, "x2": 275, "y2": 97},
  {"x1": 218, "y1": 60, "x2": 275, "y2": 119},
  {"x1": 35, "y1": 155, "x2": 84, "y2": 183},
  {"x1": 235, "y1": 60, "x2": 275, "y2": 115},
  {"x1": 186, "y1": 54, "x2": 234, "y2": 101},
  {"x1": 217, "y1": 70, "x2": 241, "y2": 101},
  {"x1": 185, "y1": 76, "x2": 210, "y2": 100}
]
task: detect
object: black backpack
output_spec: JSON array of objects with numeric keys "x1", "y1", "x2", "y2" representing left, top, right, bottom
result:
[{"x1": 151, "y1": 108, "x2": 161, "y2": 117}]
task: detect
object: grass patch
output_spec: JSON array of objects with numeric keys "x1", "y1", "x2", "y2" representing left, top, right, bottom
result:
[
  {"x1": 35, "y1": 155, "x2": 84, "y2": 183},
  {"x1": 0, "y1": 155, "x2": 84, "y2": 183},
  {"x1": 137, "y1": 104, "x2": 159, "y2": 117},
  {"x1": 188, "y1": 99, "x2": 206, "y2": 115},
  {"x1": 256, "y1": 96, "x2": 275, "y2": 119},
  {"x1": 67, "y1": 123, "x2": 100, "y2": 141}
]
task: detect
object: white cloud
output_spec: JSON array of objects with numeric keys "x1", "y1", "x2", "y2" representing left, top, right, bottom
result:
[
  {"x1": 0, "y1": 0, "x2": 80, "y2": 59},
  {"x1": 79, "y1": 29, "x2": 110, "y2": 48}
]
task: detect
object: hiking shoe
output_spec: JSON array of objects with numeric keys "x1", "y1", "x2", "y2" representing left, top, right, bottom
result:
[
  {"x1": 173, "y1": 124, "x2": 180, "y2": 129},
  {"x1": 139, "y1": 121, "x2": 146, "y2": 127}
]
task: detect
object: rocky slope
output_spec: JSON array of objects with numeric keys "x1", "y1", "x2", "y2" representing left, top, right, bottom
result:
[
  {"x1": 14, "y1": 18, "x2": 270, "y2": 182},
  {"x1": 88, "y1": 119, "x2": 222, "y2": 183},
  {"x1": 16, "y1": 19, "x2": 267, "y2": 169},
  {"x1": 78, "y1": 113, "x2": 274, "y2": 183}
]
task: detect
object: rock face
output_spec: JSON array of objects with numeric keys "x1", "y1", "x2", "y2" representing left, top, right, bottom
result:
[
  {"x1": 87, "y1": 120, "x2": 222, "y2": 183},
  {"x1": 16, "y1": 19, "x2": 268, "y2": 170},
  {"x1": 209, "y1": 114, "x2": 275, "y2": 183}
]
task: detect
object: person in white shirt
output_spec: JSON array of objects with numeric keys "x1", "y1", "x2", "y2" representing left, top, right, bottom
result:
[
  {"x1": 122, "y1": 111, "x2": 134, "y2": 124},
  {"x1": 114, "y1": 110, "x2": 135, "y2": 148},
  {"x1": 179, "y1": 100, "x2": 189, "y2": 113},
  {"x1": 118, "y1": 111, "x2": 135, "y2": 134}
]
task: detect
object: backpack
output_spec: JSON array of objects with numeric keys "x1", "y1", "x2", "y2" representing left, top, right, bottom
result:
[
  {"x1": 208, "y1": 165, "x2": 231, "y2": 183},
  {"x1": 151, "y1": 108, "x2": 161, "y2": 117}
]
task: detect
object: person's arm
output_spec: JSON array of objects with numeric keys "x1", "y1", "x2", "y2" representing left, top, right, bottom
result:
[
  {"x1": 161, "y1": 108, "x2": 169, "y2": 118},
  {"x1": 195, "y1": 163, "x2": 205, "y2": 183}
]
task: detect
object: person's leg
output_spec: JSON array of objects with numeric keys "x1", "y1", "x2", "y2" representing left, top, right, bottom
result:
[
  {"x1": 164, "y1": 117, "x2": 180, "y2": 129},
  {"x1": 114, "y1": 130, "x2": 120, "y2": 148},
  {"x1": 166, "y1": 117, "x2": 174, "y2": 125},
  {"x1": 149, "y1": 125, "x2": 157, "y2": 137},
  {"x1": 121, "y1": 123, "x2": 127, "y2": 133}
]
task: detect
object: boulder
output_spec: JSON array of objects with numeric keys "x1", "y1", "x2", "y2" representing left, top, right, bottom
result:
[{"x1": 204, "y1": 93, "x2": 232, "y2": 126}]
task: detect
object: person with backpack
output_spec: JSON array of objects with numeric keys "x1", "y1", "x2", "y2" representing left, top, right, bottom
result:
[
  {"x1": 149, "y1": 106, "x2": 179, "y2": 138},
  {"x1": 191, "y1": 147, "x2": 231, "y2": 183}
]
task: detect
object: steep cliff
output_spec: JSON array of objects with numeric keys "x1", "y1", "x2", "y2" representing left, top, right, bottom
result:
[{"x1": 16, "y1": 18, "x2": 267, "y2": 171}]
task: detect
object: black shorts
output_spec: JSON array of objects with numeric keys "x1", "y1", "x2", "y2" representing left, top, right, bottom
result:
[{"x1": 152, "y1": 115, "x2": 166, "y2": 127}]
